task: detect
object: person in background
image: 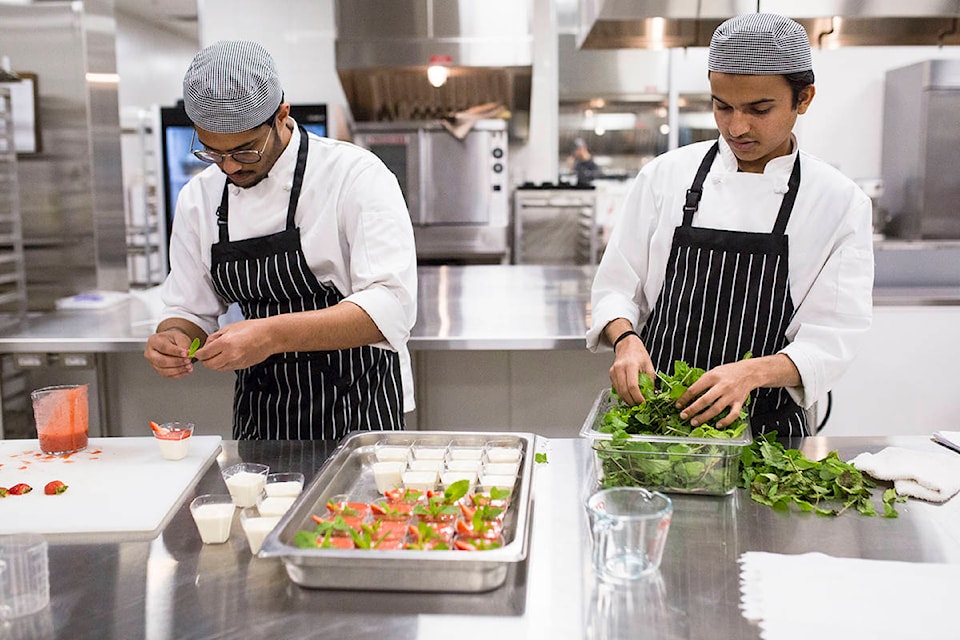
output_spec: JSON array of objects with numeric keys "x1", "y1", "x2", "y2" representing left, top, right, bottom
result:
[
  {"x1": 144, "y1": 40, "x2": 417, "y2": 440},
  {"x1": 570, "y1": 137, "x2": 601, "y2": 185},
  {"x1": 586, "y1": 14, "x2": 874, "y2": 437}
]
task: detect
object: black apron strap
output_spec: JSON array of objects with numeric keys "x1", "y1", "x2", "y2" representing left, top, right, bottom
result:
[
  {"x1": 682, "y1": 142, "x2": 720, "y2": 226},
  {"x1": 286, "y1": 125, "x2": 310, "y2": 230},
  {"x1": 216, "y1": 184, "x2": 230, "y2": 243},
  {"x1": 772, "y1": 155, "x2": 801, "y2": 236}
]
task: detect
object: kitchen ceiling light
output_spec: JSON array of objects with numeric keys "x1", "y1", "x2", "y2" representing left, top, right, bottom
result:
[{"x1": 427, "y1": 65, "x2": 449, "y2": 88}]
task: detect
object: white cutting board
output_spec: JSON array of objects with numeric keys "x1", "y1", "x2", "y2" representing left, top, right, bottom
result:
[{"x1": 0, "y1": 436, "x2": 222, "y2": 537}]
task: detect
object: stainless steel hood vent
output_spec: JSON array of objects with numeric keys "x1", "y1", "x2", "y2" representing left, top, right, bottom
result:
[
  {"x1": 577, "y1": 0, "x2": 960, "y2": 49},
  {"x1": 335, "y1": 0, "x2": 533, "y2": 124}
]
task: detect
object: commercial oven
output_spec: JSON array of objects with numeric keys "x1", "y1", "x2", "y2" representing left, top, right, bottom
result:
[{"x1": 353, "y1": 120, "x2": 510, "y2": 263}]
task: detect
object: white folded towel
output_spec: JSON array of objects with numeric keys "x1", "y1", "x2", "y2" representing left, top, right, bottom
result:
[
  {"x1": 849, "y1": 446, "x2": 960, "y2": 502},
  {"x1": 740, "y1": 552, "x2": 959, "y2": 640}
]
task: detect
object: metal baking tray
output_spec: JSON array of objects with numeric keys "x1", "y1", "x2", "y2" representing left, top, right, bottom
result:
[{"x1": 259, "y1": 430, "x2": 536, "y2": 592}]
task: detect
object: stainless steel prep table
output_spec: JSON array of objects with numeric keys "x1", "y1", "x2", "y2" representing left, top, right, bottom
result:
[
  {"x1": 0, "y1": 266, "x2": 596, "y2": 354},
  {"x1": 0, "y1": 265, "x2": 951, "y2": 354},
  {"x1": 0, "y1": 265, "x2": 958, "y2": 436},
  {"x1": 15, "y1": 435, "x2": 960, "y2": 640}
]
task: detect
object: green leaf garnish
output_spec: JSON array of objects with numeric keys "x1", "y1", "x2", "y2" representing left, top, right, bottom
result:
[{"x1": 187, "y1": 337, "x2": 200, "y2": 357}]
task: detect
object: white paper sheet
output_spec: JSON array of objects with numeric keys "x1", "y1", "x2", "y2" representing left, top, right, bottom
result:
[
  {"x1": 739, "y1": 552, "x2": 959, "y2": 640},
  {"x1": 933, "y1": 430, "x2": 960, "y2": 455}
]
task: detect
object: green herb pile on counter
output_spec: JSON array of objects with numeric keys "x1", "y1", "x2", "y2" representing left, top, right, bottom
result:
[
  {"x1": 738, "y1": 435, "x2": 902, "y2": 518},
  {"x1": 595, "y1": 360, "x2": 749, "y2": 494}
]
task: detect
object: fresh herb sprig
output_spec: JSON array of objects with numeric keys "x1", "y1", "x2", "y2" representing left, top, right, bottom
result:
[{"x1": 739, "y1": 434, "x2": 903, "y2": 517}]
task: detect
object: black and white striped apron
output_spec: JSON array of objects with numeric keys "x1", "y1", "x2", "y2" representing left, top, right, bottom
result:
[
  {"x1": 639, "y1": 142, "x2": 808, "y2": 437},
  {"x1": 209, "y1": 125, "x2": 404, "y2": 440}
]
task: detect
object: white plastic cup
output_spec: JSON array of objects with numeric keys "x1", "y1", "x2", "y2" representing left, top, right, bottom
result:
[
  {"x1": 264, "y1": 472, "x2": 304, "y2": 498},
  {"x1": 240, "y1": 508, "x2": 281, "y2": 555},
  {"x1": 153, "y1": 421, "x2": 194, "y2": 461},
  {"x1": 584, "y1": 487, "x2": 673, "y2": 581},
  {"x1": 221, "y1": 463, "x2": 269, "y2": 508},
  {"x1": 0, "y1": 533, "x2": 50, "y2": 619},
  {"x1": 190, "y1": 495, "x2": 235, "y2": 544}
]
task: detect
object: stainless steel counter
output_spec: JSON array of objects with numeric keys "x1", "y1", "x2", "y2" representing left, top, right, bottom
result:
[
  {"x1": 0, "y1": 264, "x2": 952, "y2": 356},
  {"x1": 10, "y1": 435, "x2": 960, "y2": 640},
  {"x1": 0, "y1": 265, "x2": 595, "y2": 353}
]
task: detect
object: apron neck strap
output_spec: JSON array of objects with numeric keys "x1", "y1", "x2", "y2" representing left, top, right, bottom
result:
[
  {"x1": 683, "y1": 141, "x2": 802, "y2": 236},
  {"x1": 286, "y1": 124, "x2": 310, "y2": 229},
  {"x1": 772, "y1": 155, "x2": 801, "y2": 236},
  {"x1": 215, "y1": 124, "x2": 311, "y2": 243},
  {"x1": 682, "y1": 142, "x2": 720, "y2": 226}
]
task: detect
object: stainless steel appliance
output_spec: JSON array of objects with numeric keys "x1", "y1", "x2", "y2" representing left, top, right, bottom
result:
[
  {"x1": 353, "y1": 120, "x2": 510, "y2": 263},
  {"x1": 513, "y1": 184, "x2": 600, "y2": 265},
  {"x1": 577, "y1": 0, "x2": 960, "y2": 49},
  {"x1": 880, "y1": 59, "x2": 960, "y2": 239}
]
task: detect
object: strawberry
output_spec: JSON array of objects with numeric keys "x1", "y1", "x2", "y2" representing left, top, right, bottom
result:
[
  {"x1": 8, "y1": 483, "x2": 32, "y2": 495},
  {"x1": 149, "y1": 420, "x2": 164, "y2": 435},
  {"x1": 44, "y1": 480, "x2": 68, "y2": 495}
]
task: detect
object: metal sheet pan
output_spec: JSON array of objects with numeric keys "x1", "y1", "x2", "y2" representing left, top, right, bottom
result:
[{"x1": 260, "y1": 431, "x2": 537, "y2": 592}]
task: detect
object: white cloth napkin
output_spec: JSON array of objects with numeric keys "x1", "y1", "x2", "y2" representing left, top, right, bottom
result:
[
  {"x1": 849, "y1": 446, "x2": 960, "y2": 502},
  {"x1": 739, "y1": 552, "x2": 958, "y2": 640}
]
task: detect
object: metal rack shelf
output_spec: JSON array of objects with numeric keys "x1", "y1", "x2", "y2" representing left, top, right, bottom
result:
[
  {"x1": 513, "y1": 187, "x2": 600, "y2": 265},
  {"x1": 123, "y1": 108, "x2": 167, "y2": 288},
  {"x1": 0, "y1": 88, "x2": 27, "y2": 331}
]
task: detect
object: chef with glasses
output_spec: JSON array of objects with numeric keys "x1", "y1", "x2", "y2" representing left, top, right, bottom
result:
[
  {"x1": 587, "y1": 14, "x2": 874, "y2": 437},
  {"x1": 144, "y1": 40, "x2": 417, "y2": 440}
]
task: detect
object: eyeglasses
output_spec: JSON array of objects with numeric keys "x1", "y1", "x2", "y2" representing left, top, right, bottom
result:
[{"x1": 190, "y1": 125, "x2": 274, "y2": 164}]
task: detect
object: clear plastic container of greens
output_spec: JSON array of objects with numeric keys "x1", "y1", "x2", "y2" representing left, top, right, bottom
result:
[{"x1": 579, "y1": 389, "x2": 752, "y2": 496}]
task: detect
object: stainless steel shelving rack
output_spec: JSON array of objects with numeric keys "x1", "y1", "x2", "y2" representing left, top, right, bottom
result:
[
  {"x1": 0, "y1": 87, "x2": 27, "y2": 328},
  {"x1": 0, "y1": 86, "x2": 29, "y2": 439},
  {"x1": 512, "y1": 185, "x2": 600, "y2": 265},
  {"x1": 124, "y1": 108, "x2": 167, "y2": 288}
]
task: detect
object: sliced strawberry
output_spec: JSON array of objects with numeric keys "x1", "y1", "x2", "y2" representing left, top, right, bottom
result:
[
  {"x1": 44, "y1": 480, "x2": 68, "y2": 495},
  {"x1": 454, "y1": 539, "x2": 477, "y2": 551},
  {"x1": 8, "y1": 483, "x2": 32, "y2": 495}
]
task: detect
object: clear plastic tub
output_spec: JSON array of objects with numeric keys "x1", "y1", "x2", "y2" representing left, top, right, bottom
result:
[{"x1": 579, "y1": 389, "x2": 752, "y2": 496}]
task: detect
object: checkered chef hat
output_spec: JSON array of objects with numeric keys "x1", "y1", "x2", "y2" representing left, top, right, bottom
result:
[
  {"x1": 182, "y1": 40, "x2": 283, "y2": 134},
  {"x1": 708, "y1": 13, "x2": 812, "y2": 75}
]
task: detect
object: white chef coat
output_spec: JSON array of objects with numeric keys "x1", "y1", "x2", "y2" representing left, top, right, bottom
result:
[
  {"x1": 160, "y1": 123, "x2": 418, "y2": 412},
  {"x1": 587, "y1": 136, "x2": 874, "y2": 409}
]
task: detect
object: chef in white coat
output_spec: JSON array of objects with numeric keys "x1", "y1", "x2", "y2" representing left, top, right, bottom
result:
[
  {"x1": 587, "y1": 13, "x2": 874, "y2": 437},
  {"x1": 144, "y1": 40, "x2": 417, "y2": 440}
]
